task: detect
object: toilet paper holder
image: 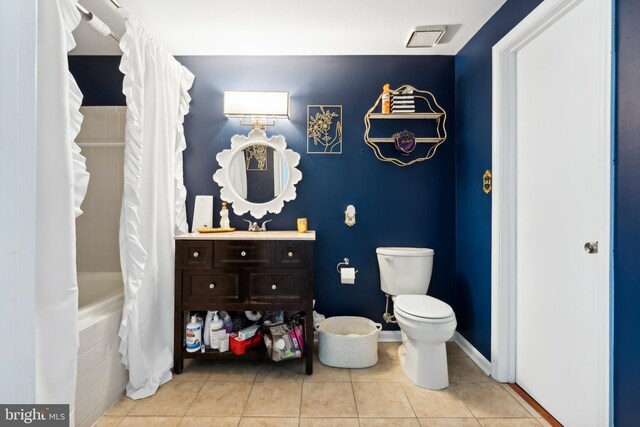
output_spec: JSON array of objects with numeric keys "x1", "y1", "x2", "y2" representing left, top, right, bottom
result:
[{"x1": 336, "y1": 258, "x2": 358, "y2": 274}]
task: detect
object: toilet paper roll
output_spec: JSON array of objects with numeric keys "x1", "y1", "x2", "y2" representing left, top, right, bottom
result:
[
  {"x1": 340, "y1": 267, "x2": 356, "y2": 284},
  {"x1": 245, "y1": 311, "x2": 263, "y2": 321},
  {"x1": 192, "y1": 195, "x2": 214, "y2": 232}
]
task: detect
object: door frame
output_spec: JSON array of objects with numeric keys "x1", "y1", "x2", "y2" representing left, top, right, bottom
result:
[
  {"x1": 0, "y1": 0, "x2": 38, "y2": 403},
  {"x1": 490, "y1": 0, "x2": 612, "y2": 423}
]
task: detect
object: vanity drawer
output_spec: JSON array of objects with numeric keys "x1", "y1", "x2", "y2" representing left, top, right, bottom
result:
[
  {"x1": 183, "y1": 269, "x2": 242, "y2": 304},
  {"x1": 179, "y1": 241, "x2": 213, "y2": 268},
  {"x1": 247, "y1": 270, "x2": 305, "y2": 303},
  {"x1": 275, "y1": 241, "x2": 307, "y2": 269},
  {"x1": 214, "y1": 241, "x2": 274, "y2": 268}
]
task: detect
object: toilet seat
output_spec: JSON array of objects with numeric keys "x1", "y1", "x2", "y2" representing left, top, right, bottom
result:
[{"x1": 395, "y1": 295, "x2": 455, "y2": 324}]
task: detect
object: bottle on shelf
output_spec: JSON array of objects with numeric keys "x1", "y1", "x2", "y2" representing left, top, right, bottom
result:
[
  {"x1": 381, "y1": 83, "x2": 391, "y2": 114},
  {"x1": 209, "y1": 311, "x2": 224, "y2": 350},
  {"x1": 186, "y1": 315, "x2": 202, "y2": 353}
]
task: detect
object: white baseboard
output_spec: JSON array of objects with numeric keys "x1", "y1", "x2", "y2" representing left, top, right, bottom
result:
[
  {"x1": 453, "y1": 331, "x2": 492, "y2": 376},
  {"x1": 378, "y1": 330, "x2": 402, "y2": 342}
]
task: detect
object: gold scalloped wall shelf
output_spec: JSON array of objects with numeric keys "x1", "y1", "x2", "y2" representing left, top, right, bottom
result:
[{"x1": 363, "y1": 85, "x2": 448, "y2": 167}]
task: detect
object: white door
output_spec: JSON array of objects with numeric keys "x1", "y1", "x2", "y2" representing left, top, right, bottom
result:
[{"x1": 513, "y1": 0, "x2": 610, "y2": 426}]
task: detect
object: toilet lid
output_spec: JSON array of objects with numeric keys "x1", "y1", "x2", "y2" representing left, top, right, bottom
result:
[{"x1": 395, "y1": 295, "x2": 454, "y2": 320}]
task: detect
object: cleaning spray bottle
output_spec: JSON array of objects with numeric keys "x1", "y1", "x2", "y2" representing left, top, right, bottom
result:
[
  {"x1": 382, "y1": 83, "x2": 391, "y2": 114},
  {"x1": 186, "y1": 315, "x2": 202, "y2": 353},
  {"x1": 209, "y1": 311, "x2": 224, "y2": 350}
]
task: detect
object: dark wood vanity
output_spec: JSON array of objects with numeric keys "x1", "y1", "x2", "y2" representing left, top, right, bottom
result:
[{"x1": 173, "y1": 231, "x2": 315, "y2": 375}]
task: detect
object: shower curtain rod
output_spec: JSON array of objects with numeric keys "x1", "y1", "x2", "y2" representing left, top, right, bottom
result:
[{"x1": 76, "y1": 1, "x2": 123, "y2": 43}]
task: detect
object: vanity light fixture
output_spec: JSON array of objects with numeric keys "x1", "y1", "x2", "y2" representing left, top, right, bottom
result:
[
  {"x1": 223, "y1": 90, "x2": 290, "y2": 130},
  {"x1": 406, "y1": 26, "x2": 447, "y2": 48}
]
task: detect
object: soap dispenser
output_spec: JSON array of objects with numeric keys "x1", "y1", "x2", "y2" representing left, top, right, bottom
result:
[
  {"x1": 220, "y1": 202, "x2": 230, "y2": 229},
  {"x1": 209, "y1": 311, "x2": 224, "y2": 350}
]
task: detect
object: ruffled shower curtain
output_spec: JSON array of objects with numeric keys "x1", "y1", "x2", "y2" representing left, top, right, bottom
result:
[
  {"x1": 117, "y1": 13, "x2": 194, "y2": 399},
  {"x1": 36, "y1": 0, "x2": 89, "y2": 423}
]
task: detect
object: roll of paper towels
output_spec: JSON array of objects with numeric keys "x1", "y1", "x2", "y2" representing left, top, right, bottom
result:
[
  {"x1": 191, "y1": 195, "x2": 214, "y2": 232},
  {"x1": 340, "y1": 267, "x2": 356, "y2": 284}
]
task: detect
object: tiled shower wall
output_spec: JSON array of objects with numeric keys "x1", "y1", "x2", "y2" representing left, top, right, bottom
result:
[{"x1": 76, "y1": 106, "x2": 125, "y2": 272}]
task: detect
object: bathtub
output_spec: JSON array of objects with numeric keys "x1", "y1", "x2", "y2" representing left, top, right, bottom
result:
[{"x1": 76, "y1": 272, "x2": 128, "y2": 427}]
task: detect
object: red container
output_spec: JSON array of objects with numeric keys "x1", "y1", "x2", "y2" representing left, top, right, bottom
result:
[{"x1": 230, "y1": 331, "x2": 263, "y2": 355}]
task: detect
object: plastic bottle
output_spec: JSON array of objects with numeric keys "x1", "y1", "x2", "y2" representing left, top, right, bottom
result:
[
  {"x1": 219, "y1": 311, "x2": 234, "y2": 333},
  {"x1": 382, "y1": 84, "x2": 391, "y2": 114},
  {"x1": 203, "y1": 311, "x2": 215, "y2": 347},
  {"x1": 210, "y1": 311, "x2": 224, "y2": 350},
  {"x1": 186, "y1": 315, "x2": 202, "y2": 353}
]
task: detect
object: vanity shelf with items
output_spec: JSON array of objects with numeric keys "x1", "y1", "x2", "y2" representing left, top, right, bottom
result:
[{"x1": 173, "y1": 231, "x2": 315, "y2": 374}]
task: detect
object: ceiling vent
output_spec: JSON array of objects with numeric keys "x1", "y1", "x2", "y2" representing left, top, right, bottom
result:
[{"x1": 406, "y1": 26, "x2": 447, "y2": 48}]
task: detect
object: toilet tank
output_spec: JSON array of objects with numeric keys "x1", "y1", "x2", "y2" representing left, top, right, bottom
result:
[{"x1": 376, "y1": 247, "x2": 434, "y2": 295}]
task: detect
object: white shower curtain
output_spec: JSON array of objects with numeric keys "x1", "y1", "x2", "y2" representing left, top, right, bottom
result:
[
  {"x1": 36, "y1": 0, "x2": 89, "y2": 423},
  {"x1": 118, "y1": 13, "x2": 194, "y2": 399}
]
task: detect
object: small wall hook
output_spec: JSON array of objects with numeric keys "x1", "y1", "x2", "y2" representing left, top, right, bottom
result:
[{"x1": 345, "y1": 205, "x2": 356, "y2": 227}]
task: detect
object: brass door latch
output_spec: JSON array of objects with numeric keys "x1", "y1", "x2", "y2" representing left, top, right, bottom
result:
[{"x1": 483, "y1": 170, "x2": 492, "y2": 194}]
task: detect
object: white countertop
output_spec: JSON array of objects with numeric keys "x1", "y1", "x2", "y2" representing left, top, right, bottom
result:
[{"x1": 175, "y1": 230, "x2": 316, "y2": 241}]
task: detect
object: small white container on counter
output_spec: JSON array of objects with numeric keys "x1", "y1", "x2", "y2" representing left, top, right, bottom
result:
[{"x1": 315, "y1": 316, "x2": 382, "y2": 368}]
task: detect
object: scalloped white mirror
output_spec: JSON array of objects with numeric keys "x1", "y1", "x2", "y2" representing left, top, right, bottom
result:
[{"x1": 213, "y1": 128, "x2": 302, "y2": 219}]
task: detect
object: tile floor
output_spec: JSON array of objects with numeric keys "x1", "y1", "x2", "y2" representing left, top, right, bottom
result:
[{"x1": 94, "y1": 342, "x2": 550, "y2": 427}]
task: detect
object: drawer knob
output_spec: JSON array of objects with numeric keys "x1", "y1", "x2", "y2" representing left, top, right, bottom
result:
[
  {"x1": 193, "y1": 251, "x2": 200, "y2": 258},
  {"x1": 209, "y1": 283, "x2": 215, "y2": 289},
  {"x1": 271, "y1": 284, "x2": 277, "y2": 290},
  {"x1": 287, "y1": 251, "x2": 294, "y2": 257},
  {"x1": 241, "y1": 251, "x2": 247, "y2": 257}
]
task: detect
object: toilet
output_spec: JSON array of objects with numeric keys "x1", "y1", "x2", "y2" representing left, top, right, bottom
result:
[{"x1": 377, "y1": 247, "x2": 456, "y2": 390}]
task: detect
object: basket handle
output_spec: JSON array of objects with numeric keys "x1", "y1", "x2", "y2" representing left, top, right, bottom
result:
[
  {"x1": 314, "y1": 323, "x2": 321, "y2": 331},
  {"x1": 374, "y1": 323, "x2": 383, "y2": 331}
]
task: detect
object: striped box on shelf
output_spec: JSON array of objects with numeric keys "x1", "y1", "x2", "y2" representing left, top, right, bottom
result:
[{"x1": 391, "y1": 92, "x2": 415, "y2": 113}]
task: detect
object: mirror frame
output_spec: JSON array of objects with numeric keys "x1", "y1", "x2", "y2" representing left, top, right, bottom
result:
[{"x1": 213, "y1": 128, "x2": 302, "y2": 219}]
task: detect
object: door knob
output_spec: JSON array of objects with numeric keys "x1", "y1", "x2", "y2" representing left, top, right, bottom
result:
[
  {"x1": 241, "y1": 251, "x2": 247, "y2": 257},
  {"x1": 209, "y1": 283, "x2": 215, "y2": 289},
  {"x1": 193, "y1": 251, "x2": 200, "y2": 258},
  {"x1": 584, "y1": 241, "x2": 598, "y2": 254},
  {"x1": 271, "y1": 284, "x2": 277, "y2": 290}
]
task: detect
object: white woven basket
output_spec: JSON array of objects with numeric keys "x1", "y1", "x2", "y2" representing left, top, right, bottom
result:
[{"x1": 315, "y1": 316, "x2": 382, "y2": 368}]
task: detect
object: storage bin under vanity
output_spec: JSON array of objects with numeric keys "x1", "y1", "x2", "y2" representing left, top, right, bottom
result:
[{"x1": 173, "y1": 231, "x2": 316, "y2": 374}]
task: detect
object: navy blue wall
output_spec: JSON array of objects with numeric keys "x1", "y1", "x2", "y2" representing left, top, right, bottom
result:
[
  {"x1": 453, "y1": 0, "x2": 543, "y2": 359},
  {"x1": 614, "y1": 0, "x2": 640, "y2": 425},
  {"x1": 69, "y1": 55, "x2": 456, "y2": 327},
  {"x1": 68, "y1": 56, "x2": 125, "y2": 106}
]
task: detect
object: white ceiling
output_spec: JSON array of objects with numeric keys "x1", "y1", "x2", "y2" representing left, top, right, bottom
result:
[{"x1": 70, "y1": 0, "x2": 506, "y2": 56}]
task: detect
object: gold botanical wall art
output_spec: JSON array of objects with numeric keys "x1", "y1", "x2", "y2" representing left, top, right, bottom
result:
[{"x1": 307, "y1": 105, "x2": 343, "y2": 154}]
